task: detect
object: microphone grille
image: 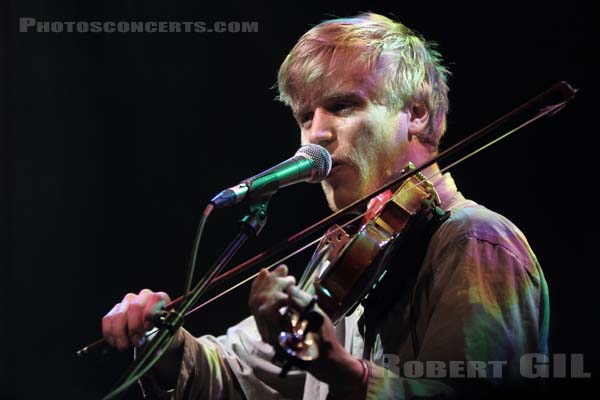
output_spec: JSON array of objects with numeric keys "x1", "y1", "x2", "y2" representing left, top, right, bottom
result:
[{"x1": 296, "y1": 144, "x2": 332, "y2": 182}]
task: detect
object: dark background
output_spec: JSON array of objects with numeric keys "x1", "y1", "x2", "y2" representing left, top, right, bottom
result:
[{"x1": 1, "y1": 1, "x2": 596, "y2": 399}]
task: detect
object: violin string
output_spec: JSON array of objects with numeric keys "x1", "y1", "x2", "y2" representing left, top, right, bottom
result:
[{"x1": 172, "y1": 101, "x2": 565, "y2": 320}]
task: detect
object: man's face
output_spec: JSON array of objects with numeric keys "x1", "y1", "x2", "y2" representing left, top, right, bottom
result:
[{"x1": 292, "y1": 64, "x2": 420, "y2": 211}]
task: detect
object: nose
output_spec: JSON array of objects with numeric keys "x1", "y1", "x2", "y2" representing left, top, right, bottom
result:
[{"x1": 305, "y1": 107, "x2": 335, "y2": 146}]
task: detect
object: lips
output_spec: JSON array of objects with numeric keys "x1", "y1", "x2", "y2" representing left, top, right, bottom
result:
[
  {"x1": 327, "y1": 158, "x2": 347, "y2": 178},
  {"x1": 331, "y1": 157, "x2": 345, "y2": 168}
]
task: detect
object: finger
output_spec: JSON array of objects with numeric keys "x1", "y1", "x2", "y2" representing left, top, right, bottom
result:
[
  {"x1": 256, "y1": 268, "x2": 270, "y2": 282},
  {"x1": 142, "y1": 291, "x2": 170, "y2": 331},
  {"x1": 256, "y1": 292, "x2": 289, "y2": 316},
  {"x1": 122, "y1": 292, "x2": 138, "y2": 303},
  {"x1": 102, "y1": 293, "x2": 136, "y2": 348},
  {"x1": 250, "y1": 268, "x2": 269, "y2": 294},
  {"x1": 267, "y1": 291, "x2": 290, "y2": 311},
  {"x1": 112, "y1": 299, "x2": 132, "y2": 350},
  {"x1": 102, "y1": 303, "x2": 120, "y2": 347},
  {"x1": 127, "y1": 289, "x2": 153, "y2": 346},
  {"x1": 273, "y1": 275, "x2": 296, "y2": 293},
  {"x1": 287, "y1": 285, "x2": 314, "y2": 310},
  {"x1": 250, "y1": 269, "x2": 293, "y2": 304},
  {"x1": 273, "y1": 264, "x2": 288, "y2": 276}
]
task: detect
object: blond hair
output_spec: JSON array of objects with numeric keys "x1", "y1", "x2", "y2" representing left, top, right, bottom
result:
[{"x1": 277, "y1": 13, "x2": 450, "y2": 150}]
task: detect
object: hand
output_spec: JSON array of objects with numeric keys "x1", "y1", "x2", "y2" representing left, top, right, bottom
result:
[
  {"x1": 286, "y1": 285, "x2": 365, "y2": 396},
  {"x1": 248, "y1": 264, "x2": 297, "y2": 345},
  {"x1": 248, "y1": 266, "x2": 364, "y2": 395},
  {"x1": 102, "y1": 288, "x2": 182, "y2": 351}
]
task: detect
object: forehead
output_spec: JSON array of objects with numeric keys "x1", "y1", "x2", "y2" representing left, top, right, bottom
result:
[{"x1": 290, "y1": 56, "x2": 382, "y2": 113}]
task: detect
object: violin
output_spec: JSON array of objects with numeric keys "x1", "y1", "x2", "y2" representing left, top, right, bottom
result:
[{"x1": 274, "y1": 162, "x2": 449, "y2": 375}]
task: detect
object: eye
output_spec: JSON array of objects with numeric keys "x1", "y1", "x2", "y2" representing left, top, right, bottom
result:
[
  {"x1": 301, "y1": 112, "x2": 314, "y2": 123},
  {"x1": 328, "y1": 101, "x2": 356, "y2": 114},
  {"x1": 297, "y1": 112, "x2": 314, "y2": 128}
]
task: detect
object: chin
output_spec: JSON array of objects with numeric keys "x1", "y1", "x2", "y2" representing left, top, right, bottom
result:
[
  {"x1": 322, "y1": 188, "x2": 341, "y2": 212},
  {"x1": 322, "y1": 181, "x2": 362, "y2": 212},
  {"x1": 323, "y1": 191, "x2": 339, "y2": 212}
]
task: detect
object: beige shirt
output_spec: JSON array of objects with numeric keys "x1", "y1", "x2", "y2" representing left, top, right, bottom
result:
[{"x1": 142, "y1": 173, "x2": 549, "y2": 399}]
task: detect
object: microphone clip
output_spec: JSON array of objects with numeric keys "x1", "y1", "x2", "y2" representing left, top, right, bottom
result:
[{"x1": 240, "y1": 198, "x2": 270, "y2": 236}]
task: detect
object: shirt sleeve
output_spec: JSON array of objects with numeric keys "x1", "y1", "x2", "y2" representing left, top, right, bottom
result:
[
  {"x1": 140, "y1": 316, "x2": 306, "y2": 399},
  {"x1": 364, "y1": 232, "x2": 549, "y2": 399}
]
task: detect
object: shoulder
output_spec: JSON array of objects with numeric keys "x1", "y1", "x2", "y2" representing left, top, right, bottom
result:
[
  {"x1": 422, "y1": 200, "x2": 546, "y2": 298},
  {"x1": 430, "y1": 199, "x2": 537, "y2": 267}
]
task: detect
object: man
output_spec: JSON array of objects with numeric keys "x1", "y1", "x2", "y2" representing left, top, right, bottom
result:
[{"x1": 102, "y1": 13, "x2": 549, "y2": 399}]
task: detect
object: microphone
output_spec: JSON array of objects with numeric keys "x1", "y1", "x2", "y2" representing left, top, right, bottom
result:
[{"x1": 210, "y1": 144, "x2": 332, "y2": 208}]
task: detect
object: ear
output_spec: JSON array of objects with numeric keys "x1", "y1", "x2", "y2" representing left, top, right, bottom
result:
[{"x1": 407, "y1": 102, "x2": 429, "y2": 138}]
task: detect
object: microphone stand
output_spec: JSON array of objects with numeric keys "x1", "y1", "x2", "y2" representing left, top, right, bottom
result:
[{"x1": 101, "y1": 199, "x2": 271, "y2": 400}]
